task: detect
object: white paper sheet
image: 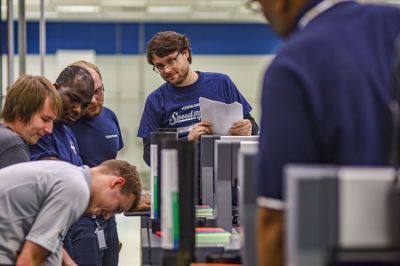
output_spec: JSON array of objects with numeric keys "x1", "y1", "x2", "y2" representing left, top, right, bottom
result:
[{"x1": 199, "y1": 97, "x2": 243, "y2": 135}]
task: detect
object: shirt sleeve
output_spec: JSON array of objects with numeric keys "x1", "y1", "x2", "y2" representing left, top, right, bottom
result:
[
  {"x1": 257, "y1": 59, "x2": 318, "y2": 201},
  {"x1": 0, "y1": 143, "x2": 30, "y2": 168},
  {"x1": 25, "y1": 168, "x2": 89, "y2": 253},
  {"x1": 111, "y1": 111, "x2": 124, "y2": 151},
  {"x1": 137, "y1": 95, "x2": 164, "y2": 139},
  {"x1": 225, "y1": 76, "x2": 253, "y2": 116}
]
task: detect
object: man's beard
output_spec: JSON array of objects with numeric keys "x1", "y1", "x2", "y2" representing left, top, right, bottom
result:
[
  {"x1": 165, "y1": 66, "x2": 190, "y2": 86},
  {"x1": 86, "y1": 104, "x2": 103, "y2": 118}
]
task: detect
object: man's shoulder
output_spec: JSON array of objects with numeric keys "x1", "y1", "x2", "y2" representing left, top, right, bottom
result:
[
  {"x1": 148, "y1": 83, "x2": 168, "y2": 97},
  {"x1": 35, "y1": 123, "x2": 71, "y2": 146},
  {"x1": 362, "y1": 2, "x2": 400, "y2": 16},
  {"x1": 101, "y1": 106, "x2": 118, "y2": 119},
  {"x1": 94, "y1": 107, "x2": 120, "y2": 127},
  {"x1": 0, "y1": 125, "x2": 23, "y2": 144},
  {"x1": 144, "y1": 84, "x2": 170, "y2": 107},
  {"x1": 277, "y1": 1, "x2": 400, "y2": 60},
  {"x1": 30, "y1": 161, "x2": 89, "y2": 199},
  {"x1": 102, "y1": 106, "x2": 113, "y2": 114},
  {"x1": 200, "y1": 71, "x2": 230, "y2": 81}
]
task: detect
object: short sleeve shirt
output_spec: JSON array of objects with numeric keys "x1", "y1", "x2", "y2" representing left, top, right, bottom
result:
[{"x1": 0, "y1": 160, "x2": 91, "y2": 265}]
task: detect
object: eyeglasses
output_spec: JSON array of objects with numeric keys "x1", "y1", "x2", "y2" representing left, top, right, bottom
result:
[
  {"x1": 152, "y1": 53, "x2": 181, "y2": 74},
  {"x1": 246, "y1": 0, "x2": 262, "y2": 13},
  {"x1": 94, "y1": 85, "x2": 104, "y2": 96}
]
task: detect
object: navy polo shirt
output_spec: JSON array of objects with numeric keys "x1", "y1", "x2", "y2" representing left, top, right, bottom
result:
[
  {"x1": 70, "y1": 107, "x2": 124, "y2": 167},
  {"x1": 258, "y1": 1, "x2": 400, "y2": 203}
]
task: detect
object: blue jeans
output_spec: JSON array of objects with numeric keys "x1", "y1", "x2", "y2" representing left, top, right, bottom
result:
[{"x1": 64, "y1": 215, "x2": 119, "y2": 266}]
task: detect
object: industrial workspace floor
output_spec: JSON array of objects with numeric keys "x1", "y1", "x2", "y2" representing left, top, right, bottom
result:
[{"x1": 116, "y1": 215, "x2": 141, "y2": 266}]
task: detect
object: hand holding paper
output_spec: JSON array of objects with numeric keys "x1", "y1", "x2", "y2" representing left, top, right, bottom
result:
[
  {"x1": 188, "y1": 121, "x2": 213, "y2": 141},
  {"x1": 199, "y1": 97, "x2": 244, "y2": 135}
]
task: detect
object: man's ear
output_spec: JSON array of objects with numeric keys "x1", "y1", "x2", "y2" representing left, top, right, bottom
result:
[
  {"x1": 182, "y1": 49, "x2": 190, "y2": 59},
  {"x1": 53, "y1": 82, "x2": 60, "y2": 90},
  {"x1": 276, "y1": 0, "x2": 290, "y2": 13},
  {"x1": 111, "y1": 177, "x2": 126, "y2": 188}
]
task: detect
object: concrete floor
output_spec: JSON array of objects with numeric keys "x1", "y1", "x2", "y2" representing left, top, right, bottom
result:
[{"x1": 116, "y1": 215, "x2": 141, "y2": 266}]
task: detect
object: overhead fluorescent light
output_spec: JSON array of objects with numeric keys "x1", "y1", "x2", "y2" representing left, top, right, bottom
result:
[
  {"x1": 196, "y1": 0, "x2": 242, "y2": 7},
  {"x1": 147, "y1": 6, "x2": 192, "y2": 14},
  {"x1": 56, "y1": 5, "x2": 101, "y2": 13},
  {"x1": 101, "y1": 0, "x2": 146, "y2": 7},
  {"x1": 26, "y1": 11, "x2": 58, "y2": 18},
  {"x1": 210, "y1": 0, "x2": 241, "y2": 7}
]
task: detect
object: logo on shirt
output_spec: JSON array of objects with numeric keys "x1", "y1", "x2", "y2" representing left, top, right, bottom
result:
[
  {"x1": 70, "y1": 140, "x2": 77, "y2": 155},
  {"x1": 105, "y1": 134, "x2": 118, "y2": 139},
  {"x1": 169, "y1": 103, "x2": 201, "y2": 126}
]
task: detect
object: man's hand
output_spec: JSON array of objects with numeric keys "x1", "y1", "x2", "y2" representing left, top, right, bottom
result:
[
  {"x1": 229, "y1": 119, "x2": 252, "y2": 136},
  {"x1": 62, "y1": 248, "x2": 78, "y2": 266},
  {"x1": 136, "y1": 192, "x2": 151, "y2": 211},
  {"x1": 188, "y1": 121, "x2": 213, "y2": 141}
]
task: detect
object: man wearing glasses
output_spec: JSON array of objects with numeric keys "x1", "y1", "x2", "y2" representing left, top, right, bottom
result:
[
  {"x1": 137, "y1": 31, "x2": 259, "y2": 165},
  {"x1": 68, "y1": 60, "x2": 124, "y2": 266}
]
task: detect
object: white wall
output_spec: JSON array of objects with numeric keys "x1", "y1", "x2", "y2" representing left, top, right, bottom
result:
[{"x1": 2, "y1": 54, "x2": 274, "y2": 181}]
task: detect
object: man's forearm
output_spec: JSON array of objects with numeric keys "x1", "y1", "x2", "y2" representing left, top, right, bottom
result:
[
  {"x1": 16, "y1": 240, "x2": 49, "y2": 266},
  {"x1": 257, "y1": 207, "x2": 284, "y2": 266}
]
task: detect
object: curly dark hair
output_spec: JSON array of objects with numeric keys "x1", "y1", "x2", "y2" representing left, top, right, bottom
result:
[{"x1": 146, "y1": 31, "x2": 192, "y2": 65}]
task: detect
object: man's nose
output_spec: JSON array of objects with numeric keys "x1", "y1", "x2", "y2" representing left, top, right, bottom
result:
[
  {"x1": 164, "y1": 64, "x2": 174, "y2": 73},
  {"x1": 72, "y1": 105, "x2": 83, "y2": 115},
  {"x1": 44, "y1": 121, "x2": 54, "y2": 133}
]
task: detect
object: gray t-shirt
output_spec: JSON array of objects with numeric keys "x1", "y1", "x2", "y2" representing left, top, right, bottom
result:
[
  {"x1": 0, "y1": 124, "x2": 30, "y2": 168},
  {"x1": 0, "y1": 160, "x2": 92, "y2": 265}
]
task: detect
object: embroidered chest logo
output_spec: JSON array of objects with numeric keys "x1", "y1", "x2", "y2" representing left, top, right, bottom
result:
[{"x1": 70, "y1": 140, "x2": 77, "y2": 155}]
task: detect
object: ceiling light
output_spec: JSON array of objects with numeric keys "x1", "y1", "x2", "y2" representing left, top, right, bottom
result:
[
  {"x1": 101, "y1": 0, "x2": 146, "y2": 7},
  {"x1": 209, "y1": 0, "x2": 241, "y2": 7},
  {"x1": 56, "y1": 5, "x2": 101, "y2": 13},
  {"x1": 147, "y1": 6, "x2": 192, "y2": 14},
  {"x1": 26, "y1": 11, "x2": 58, "y2": 19}
]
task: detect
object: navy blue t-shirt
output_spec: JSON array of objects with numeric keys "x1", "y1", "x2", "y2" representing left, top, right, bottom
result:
[
  {"x1": 137, "y1": 71, "x2": 252, "y2": 139},
  {"x1": 258, "y1": 1, "x2": 400, "y2": 203},
  {"x1": 70, "y1": 107, "x2": 124, "y2": 167},
  {"x1": 30, "y1": 122, "x2": 83, "y2": 166}
]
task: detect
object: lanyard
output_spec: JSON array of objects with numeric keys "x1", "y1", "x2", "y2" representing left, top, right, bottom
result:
[{"x1": 298, "y1": 0, "x2": 351, "y2": 30}]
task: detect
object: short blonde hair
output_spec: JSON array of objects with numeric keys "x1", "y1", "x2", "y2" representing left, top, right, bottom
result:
[
  {"x1": 99, "y1": 159, "x2": 142, "y2": 212},
  {"x1": 1, "y1": 75, "x2": 62, "y2": 124},
  {"x1": 70, "y1": 60, "x2": 102, "y2": 80}
]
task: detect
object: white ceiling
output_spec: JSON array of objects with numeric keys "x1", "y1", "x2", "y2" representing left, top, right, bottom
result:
[
  {"x1": 1, "y1": 0, "x2": 265, "y2": 22},
  {"x1": 1, "y1": 0, "x2": 399, "y2": 22}
]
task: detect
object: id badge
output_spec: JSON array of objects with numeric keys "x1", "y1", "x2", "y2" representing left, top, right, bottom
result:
[{"x1": 95, "y1": 228, "x2": 107, "y2": 250}]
